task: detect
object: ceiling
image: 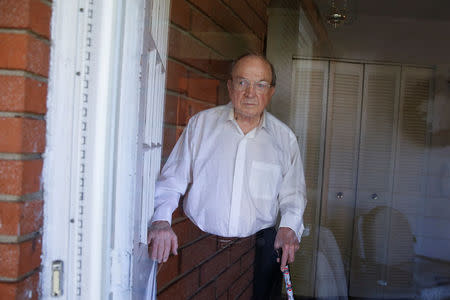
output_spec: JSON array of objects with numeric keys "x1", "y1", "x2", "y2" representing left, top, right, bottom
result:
[
  {"x1": 315, "y1": 0, "x2": 450, "y2": 22},
  {"x1": 311, "y1": 0, "x2": 450, "y2": 64}
]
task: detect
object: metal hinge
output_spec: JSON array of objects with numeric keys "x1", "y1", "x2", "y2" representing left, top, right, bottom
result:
[
  {"x1": 143, "y1": 142, "x2": 162, "y2": 151},
  {"x1": 51, "y1": 260, "x2": 63, "y2": 297}
]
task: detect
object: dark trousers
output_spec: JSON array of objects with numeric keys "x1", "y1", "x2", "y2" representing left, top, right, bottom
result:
[{"x1": 253, "y1": 227, "x2": 282, "y2": 300}]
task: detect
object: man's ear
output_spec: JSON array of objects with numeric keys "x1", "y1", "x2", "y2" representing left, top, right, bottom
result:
[
  {"x1": 227, "y1": 79, "x2": 233, "y2": 93},
  {"x1": 268, "y1": 86, "x2": 275, "y2": 98}
]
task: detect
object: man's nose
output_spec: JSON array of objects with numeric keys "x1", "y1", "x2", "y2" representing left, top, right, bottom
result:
[{"x1": 244, "y1": 82, "x2": 256, "y2": 96}]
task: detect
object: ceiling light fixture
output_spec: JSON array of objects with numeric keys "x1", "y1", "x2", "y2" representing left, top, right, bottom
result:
[{"x1": 327, "y1": 0, "x2": 347, "y2": 28}]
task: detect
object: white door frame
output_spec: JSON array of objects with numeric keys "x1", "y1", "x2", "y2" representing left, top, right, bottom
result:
[{"x1": 42, "y1": 0, "x2": 149, "y2": 298}]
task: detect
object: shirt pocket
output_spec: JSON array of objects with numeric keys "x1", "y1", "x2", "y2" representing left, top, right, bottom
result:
[{"x1": 249, "y1": 161, "x2": 282, "y2": 202}]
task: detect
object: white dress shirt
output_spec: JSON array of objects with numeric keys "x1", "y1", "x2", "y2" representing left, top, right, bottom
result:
[{"x1": 152, "y1": 103, "x2": 307, "y2": 241}]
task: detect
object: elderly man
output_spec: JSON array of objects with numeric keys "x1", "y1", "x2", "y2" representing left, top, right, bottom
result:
[{"x1": 148, "y1": 54, "x2": 307, "y2": 298}]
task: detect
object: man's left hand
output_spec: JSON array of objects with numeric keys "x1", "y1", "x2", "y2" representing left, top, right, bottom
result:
[{"x1": 274, "y1": 227, "x2": 299, "y2": 269}]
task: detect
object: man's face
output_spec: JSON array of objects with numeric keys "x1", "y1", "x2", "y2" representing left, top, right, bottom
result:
[{"x1": 227, "y1": 56, "x2": 275, "y2": 120}]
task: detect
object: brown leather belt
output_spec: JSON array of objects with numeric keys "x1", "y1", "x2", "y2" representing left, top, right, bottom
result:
[{"x1": 208, "y1": 234, "x2": 255, "y2": 249}]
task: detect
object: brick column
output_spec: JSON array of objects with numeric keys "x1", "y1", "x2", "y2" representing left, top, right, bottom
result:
[{"x1": 0, "y1": 0, "x2": 51, "y2": 299}]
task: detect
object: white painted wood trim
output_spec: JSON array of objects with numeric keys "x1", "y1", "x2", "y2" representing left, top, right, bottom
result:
[
  {"x1": 43, "y1": 0, "x2": 171, "y2": 298},
  {"x1": 132, "y1": 0, "x2": 171, "y2": 298},
  {"x1": 42, "y1": 0, "x2": 147, "y2": 299},
  {"x1": 110, "y1": 0, "x2": 147, "y2": 298},
  {"x1": 41, "y1": 0, "x2": 79, "y2": 297}
]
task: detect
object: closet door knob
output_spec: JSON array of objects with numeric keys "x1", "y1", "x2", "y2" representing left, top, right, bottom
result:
[
  {"x1": 336, "y1": 192, "x2": 344, "y2": 200},
  {"x1": 371, "y1": 193, "x2": 378, "y2": 200},
  {"x1": 377, "y1": 280, "x2": 387, "y2": 286}
]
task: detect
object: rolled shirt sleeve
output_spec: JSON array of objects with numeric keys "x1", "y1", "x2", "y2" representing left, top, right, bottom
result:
[{"x1": 278, "y1": 137, "x2": 307, "y2": 242}]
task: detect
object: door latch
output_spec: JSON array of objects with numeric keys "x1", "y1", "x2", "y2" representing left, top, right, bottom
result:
[{"x1": 51, "y1": 260, "x2": 63, "y2": 297}]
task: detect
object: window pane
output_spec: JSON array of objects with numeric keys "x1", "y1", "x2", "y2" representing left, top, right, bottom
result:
[{"x1": 267, "y1": 1, "x2": 450, "y2": 298}]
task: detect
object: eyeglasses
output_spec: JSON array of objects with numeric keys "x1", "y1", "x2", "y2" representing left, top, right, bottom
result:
[{"x1": 232, "y1": 78, "x2": 272, "y2": 94}]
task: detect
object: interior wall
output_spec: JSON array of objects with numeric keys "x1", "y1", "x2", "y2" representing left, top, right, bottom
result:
[
  {"x1": 266, "y1": 1, "x2": 323, "y2": 296},
  {"x1": 266, "y1": 0, "x2": 319, "y2": 124},
  {"x1": 421, "y1": 64, "x2": 450, "y2": 261},
  {"x1": 266, "y1": 5, "x2": 298, "y2": 122}
]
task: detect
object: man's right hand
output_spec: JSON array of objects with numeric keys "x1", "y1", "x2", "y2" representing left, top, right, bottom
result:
[{"x1": 148, "y1": 220, "x2": 178, "y2": 263}]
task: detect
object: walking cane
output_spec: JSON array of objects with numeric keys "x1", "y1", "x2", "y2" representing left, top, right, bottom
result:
[
  {"x1": 281, "y1": 265, "x2": 294, "y2": 300},
  {"x1": 276, "y1": 247, "x2": 295, "y2": 300}
]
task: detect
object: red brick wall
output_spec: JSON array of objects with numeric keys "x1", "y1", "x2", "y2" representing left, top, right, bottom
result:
[
  {"x1": 0, "y1": 0, "x2": 51, "y2": 299},
  {"x1": 158, "y1": 0, "x2": 269, "y2": 299}
]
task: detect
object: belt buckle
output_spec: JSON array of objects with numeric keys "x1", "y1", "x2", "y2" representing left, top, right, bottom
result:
[{"x1": 217, "y1": 236, "x2": 235, "y2": 248}]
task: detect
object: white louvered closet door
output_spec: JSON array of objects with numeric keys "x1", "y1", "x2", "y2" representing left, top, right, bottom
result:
[
  {"x1": 286, "y1": 59, "x2": 433, "y2": 299},
  {"x1": 289, "y1": 60, "x2": 329, "y2": 296},
  {"x1": 317, "y1": 62, "x2": 363, "y2": 297},
  {"x1": 349, "y1": 64, "x2": 401, "y2": 298},
  {"x1": 385, "y1": 67, "x2": 433, "y2": 298}
]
